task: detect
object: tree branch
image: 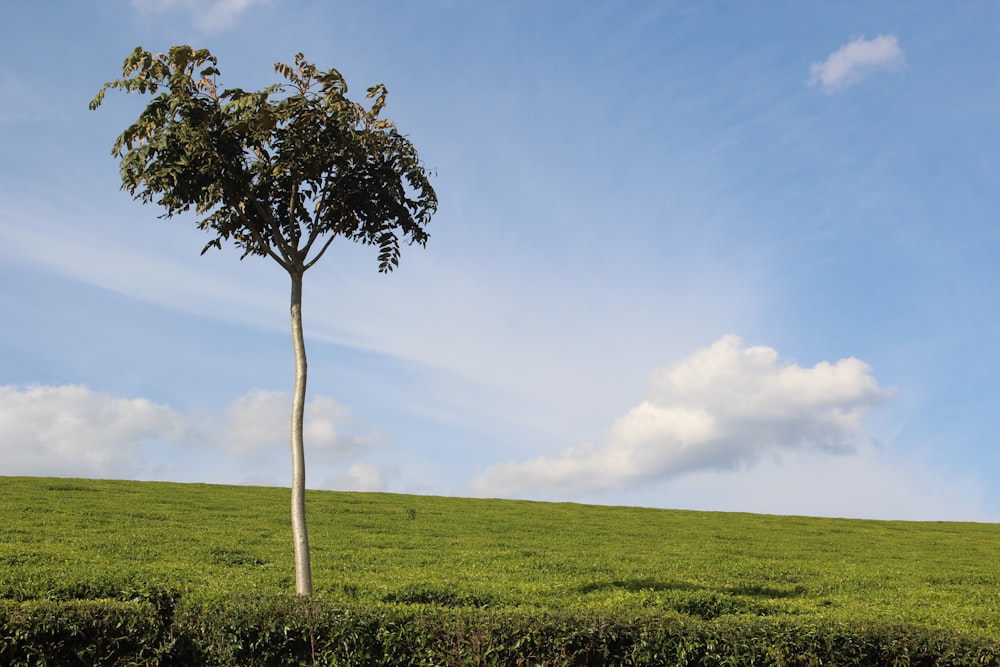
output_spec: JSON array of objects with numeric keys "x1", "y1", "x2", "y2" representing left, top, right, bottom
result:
[
  {"x1": 249, "y1": 199, "x2": 296, "y2": 263},
  {"x1": 303, "y1": 233, "x2": 337, "y2": 271}
]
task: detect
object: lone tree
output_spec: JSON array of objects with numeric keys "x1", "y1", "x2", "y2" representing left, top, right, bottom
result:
[{"x1": 91, "y1": 46, "x2": 437, "y2": 595}]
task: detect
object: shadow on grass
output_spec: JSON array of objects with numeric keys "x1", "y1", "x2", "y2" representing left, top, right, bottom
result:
[
  {"x1": 578, "y1": 578, "x2": 702, "y2": 595},
  {"x1": 580, "y1": 579, "x2": 807, "y2": 600},
  {"x1": 579, "y1": 579, "x2": 808, "y2": 620},
  {"x1": 726, "y1": 583, "x2": 808, "y2": 599}
]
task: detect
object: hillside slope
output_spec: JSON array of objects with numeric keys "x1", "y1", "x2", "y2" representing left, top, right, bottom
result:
[{"x1": 1, "y1": 476, "x2": 997, "y2": 637}]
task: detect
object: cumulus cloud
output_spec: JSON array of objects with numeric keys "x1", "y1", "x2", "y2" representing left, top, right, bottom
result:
[
  {"x1": 809, "y1": 34, "x2": 905, "y2": 93},
  {"x1": 131, "y1": 0, "x2": 269, "y2": 32},
  {"x1": 0, "y1": 385, "x2": 196, "y2": 478},
  {"x1": 337, "y1": 464, "x2": 388, "y2": 492},
  {"x1": 220, "y1": 389, "x2": 382, "y2": 460},
  {"x1": 473, "y1": 335, "x2": 889, "y2": 497},
  {"x1": 0, "y1": 384, "x2": 379, "y2": 483}
]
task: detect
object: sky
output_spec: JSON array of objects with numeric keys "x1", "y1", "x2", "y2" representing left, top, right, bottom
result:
[{"x1": 1, "y1": 1, "x2": 999, "y2": 522}]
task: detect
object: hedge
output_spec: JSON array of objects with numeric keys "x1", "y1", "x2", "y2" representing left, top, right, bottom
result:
[{"x1": 2, "y1": 596, "x2": 998, "y2": 666}]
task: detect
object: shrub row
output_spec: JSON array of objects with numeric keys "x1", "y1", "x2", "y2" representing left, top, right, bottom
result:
[{"x1": 2, "y1": 596, "x2": 998, "y2": 666}]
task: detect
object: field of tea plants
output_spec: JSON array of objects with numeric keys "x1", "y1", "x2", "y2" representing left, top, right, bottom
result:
[{"x1": 1, "y1": 476, "x2": 998, "y2": 639}]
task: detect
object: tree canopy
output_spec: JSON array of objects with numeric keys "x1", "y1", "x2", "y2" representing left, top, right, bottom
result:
[{"x1": 90, "y1": 45, "x2": 437, "y2": 276}]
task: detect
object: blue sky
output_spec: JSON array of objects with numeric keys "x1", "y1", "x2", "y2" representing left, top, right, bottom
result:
[{"x1": 2, "y1": 1, "x2": 999, "y2": 521}]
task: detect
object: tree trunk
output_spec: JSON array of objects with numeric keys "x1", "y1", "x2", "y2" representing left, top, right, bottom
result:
[{"x1": 289, "y1": 269, "x2": 313, "y2": 596}]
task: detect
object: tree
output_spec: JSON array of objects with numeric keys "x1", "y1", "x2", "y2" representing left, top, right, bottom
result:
[{"x1": 90, "y1": 46, "x2": 437, "y2": 595}]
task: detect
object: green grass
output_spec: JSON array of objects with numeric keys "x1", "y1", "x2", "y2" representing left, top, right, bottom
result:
[{"x1": 1, "y1": 476, "x2": 998, "y2": 638}]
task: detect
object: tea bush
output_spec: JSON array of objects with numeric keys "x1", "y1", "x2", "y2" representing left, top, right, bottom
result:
[
  {"x1": 3, "y1": 597, "x2": 998, "y2": 666},
  {"x1": 2, "y1": 477, "x2": 1000, "y2": 663}
]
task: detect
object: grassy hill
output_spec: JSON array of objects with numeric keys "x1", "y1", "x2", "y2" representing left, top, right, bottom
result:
[{"x1": 1, "y1": 476, "x2": 998, "y2": 639}]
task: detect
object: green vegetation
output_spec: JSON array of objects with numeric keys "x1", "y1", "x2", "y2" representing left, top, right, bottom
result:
[
  {"x1": 1, "y1": 476, "x2": 998, "y2": 664},
  {"x1": 2, "y1": 477, "x2": 997, "y2": 636}
]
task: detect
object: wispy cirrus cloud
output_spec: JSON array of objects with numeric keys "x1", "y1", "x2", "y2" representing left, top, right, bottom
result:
[
  {"x1": 131, "y1": 0, "x2": 270, "y2": 32},
  {"x1": 473, "y1": 335, "x2": 889, "y2": 497},
  {"x1": 809, "y1": 34, "x2": 905, "y2": 93}
]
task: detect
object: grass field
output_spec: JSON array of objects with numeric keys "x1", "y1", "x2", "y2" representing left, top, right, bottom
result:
[{"x1": 1, "y1": 476, "x2": 998, "y2": 639}]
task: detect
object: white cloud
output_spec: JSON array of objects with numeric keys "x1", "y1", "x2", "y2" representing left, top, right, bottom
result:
[
  {"x1": 337, "y1": 464, "x2": 388, "y2": 492},
  {"x1": 0, "y1": 385, "x2": 196, "y2": 478},
  {"x1": 130, "y1": 0, "x2": 270, "y2": 32},
  {"x1": 473, "y1": 335, "x2": 889, "y2": 497},
  {"x1": 0, "y1": 384, "x2": 378, "y2": 483},
  {"x1": 220, "y1": 389, "x2": 293, "y2": 454},
  {"x1": 809, "y1": 34, "x2": 905, "y2": 93},
  {"x1": 220, "y1": 389, "x2": 383, "y2": 460}
]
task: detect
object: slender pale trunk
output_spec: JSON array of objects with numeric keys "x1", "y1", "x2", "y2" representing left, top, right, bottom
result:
[{"x1": 289, "y1": 269, "x2": 313, "y2": 596}]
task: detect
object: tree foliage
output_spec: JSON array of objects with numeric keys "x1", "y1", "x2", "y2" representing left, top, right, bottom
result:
[{"x1": 90, "y1": 45, "x2": 437, "y2": 275}]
